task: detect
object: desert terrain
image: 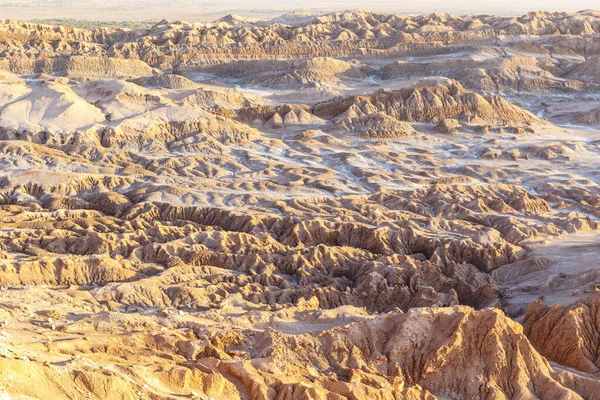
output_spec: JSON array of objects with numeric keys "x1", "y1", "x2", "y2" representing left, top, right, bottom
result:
[
  {"x1": 0, "y1": 9, "x2": 599, "y2": 399},
  {"x1": 2, "y1": 1, "x2": 600, "y2": 22}
]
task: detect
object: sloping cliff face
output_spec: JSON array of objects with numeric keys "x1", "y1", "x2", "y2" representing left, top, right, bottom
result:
[
  {"x1": 524, "y1": 296, "x2": 600, "y2": 374},
  {"x1": 2, "y1": 301, "x2": 600, "y2": 400}
]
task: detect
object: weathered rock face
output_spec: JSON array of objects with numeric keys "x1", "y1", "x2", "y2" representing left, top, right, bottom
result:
[
  {"x1": 0, "y1": 168, "x2": 598, "y2": 397},
  {"x1": 1, "y1": 11, "x2": 600, "y2": 66},
  {"x1": 0, "y1": 195, "x2": 507, "y2": 310},
  {"x1": 333, "y1": 113, "x2": 416, "y2": 138},
  {"x1": 436, "y1": 118, "x2": 462, "y2": 133},
  {"x1": 312, "y1": 81, "x2": 541, "y2": 126},
  {"x1": 194, "y1": 57, "x2": 373, "y2": 89},
  {"x1": 0, "y1": 11, "x2": 599, "y2": 97},
  {"x1": 379, "y1": 54, "x2": 600, "y2": 94},
  {"x1": 524, "y1": 296, "x2": 600, "y2": 374},
  {"x1": 1, "y1": 300, "x2": 599, "y2": 400},
  {"x1": 130, "y1": 73, "x2": 199, "y2": 89},
  {"x1": 0, "y1": 56, "x2": 155, "y2": 78},
  {"x1": 168, "y1": 306, "x2": 599, "y2": 399},
  {"x1": 566, "y1": 57, "x2": 600, "y2": 84}
]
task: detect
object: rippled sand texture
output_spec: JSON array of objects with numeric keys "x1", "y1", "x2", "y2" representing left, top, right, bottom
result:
[{"x1": 0, "y1": 10, "x2": 600, "y2": 399}]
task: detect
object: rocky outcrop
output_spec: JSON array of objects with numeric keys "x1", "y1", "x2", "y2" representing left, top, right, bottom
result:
[
  {"x1": 0, "y1": 300, "x2": 597, "y2": 399},
  {"x1": 436, "y1": 118, "x2": 462, "y2": 133},
  {"x1": 195, "y1": 57, "x2": 373, "y2": 89},
  {"x1": 131, "y1": 73, "x2": 199, "y2": 89},
  {"x1": 332, "y1": 112, "x2": 416, "y2": 138},
  {"x1": 566, "y1": 57, "x2": 600, "y2": 84},
  {"x1": 524, "y1": 296, "x2": 600, "y2": 374},
  {"x1": 0, "y1": 55, "x2": 154, "y2": 78},
  {"x1": 0, "y1": 11, "x2": 599, "y2": 67},
  {"x1": 313, "y1": 80, "x2": 541, "y2": 126}
]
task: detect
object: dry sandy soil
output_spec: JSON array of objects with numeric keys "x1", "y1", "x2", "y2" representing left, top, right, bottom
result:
[{"x1": 0, "y1": 9, "x2": 600, "y2": 399}]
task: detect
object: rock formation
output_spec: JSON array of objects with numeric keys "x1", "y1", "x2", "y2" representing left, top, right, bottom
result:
[{"x1": 0, "y1": 9, "x2": 598, "y2": 399}]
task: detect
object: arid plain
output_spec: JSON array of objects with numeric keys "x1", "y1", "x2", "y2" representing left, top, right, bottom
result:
[{"x1": 0, "y1": 10, "x2": 599, "y2": 399}]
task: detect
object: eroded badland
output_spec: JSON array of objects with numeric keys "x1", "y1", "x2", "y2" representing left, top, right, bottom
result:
[{"x1": 0, "y1": 10, "x2": 599, "y2": 399}]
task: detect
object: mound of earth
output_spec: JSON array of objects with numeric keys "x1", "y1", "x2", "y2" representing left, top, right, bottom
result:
[{"x1": 131, "y1": 73, "x2": 199, "y2": 89}]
